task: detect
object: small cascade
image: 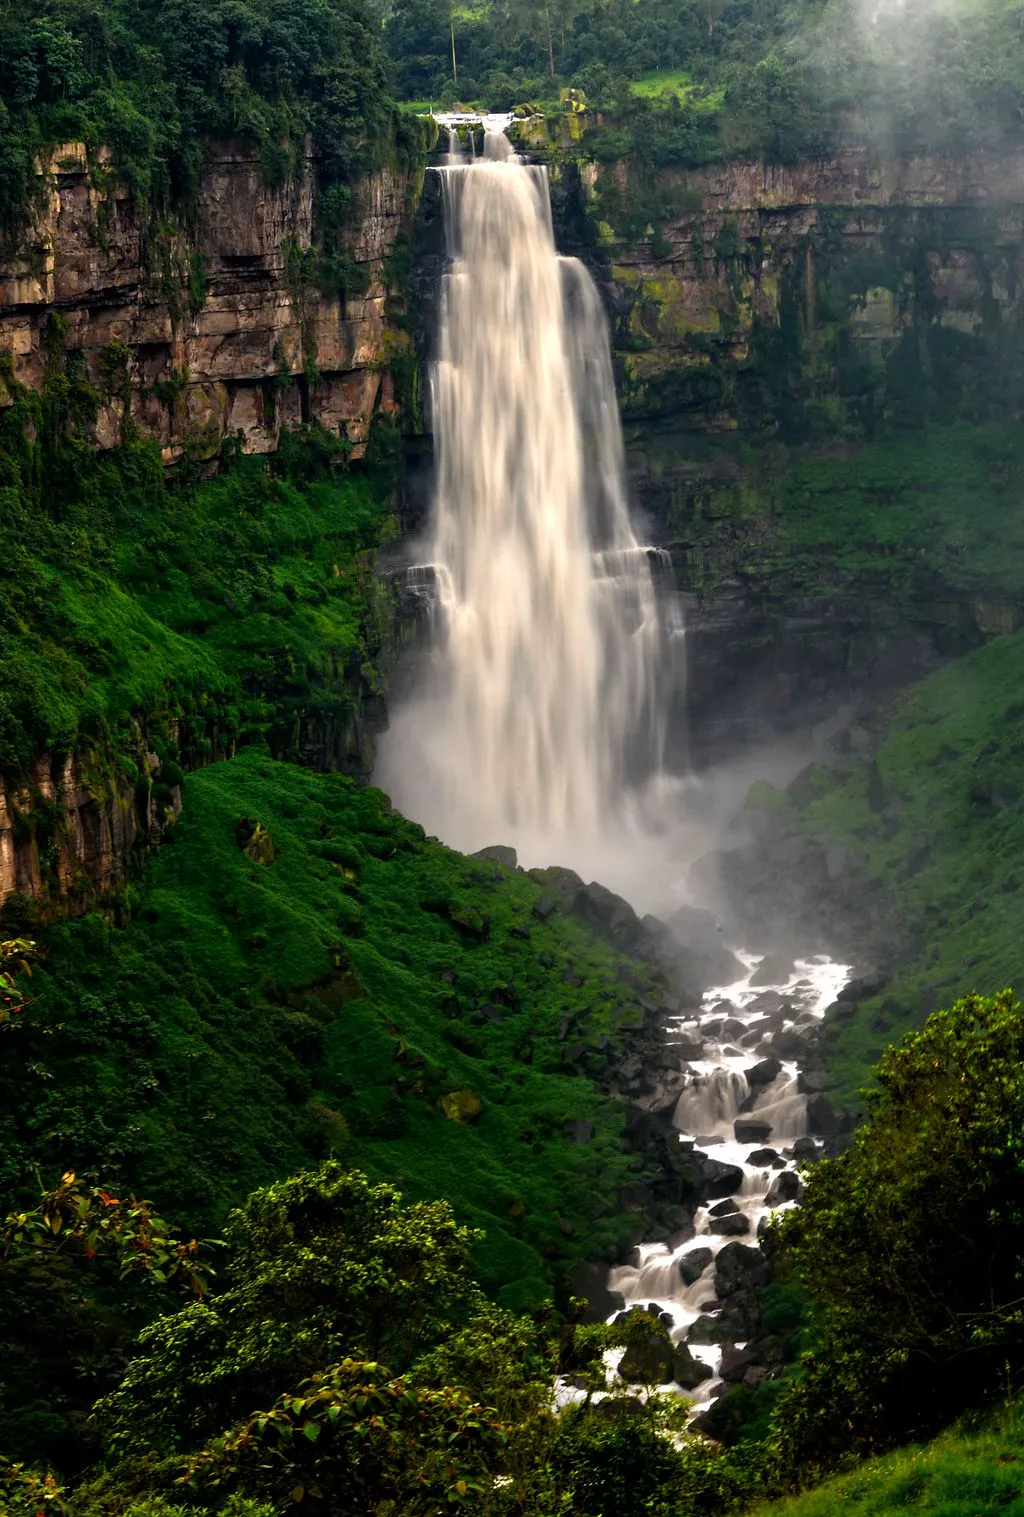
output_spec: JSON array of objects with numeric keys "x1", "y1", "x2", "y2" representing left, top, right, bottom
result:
[{"x1": 607, "y1": 952, "x2": 849, "y2": 1413}]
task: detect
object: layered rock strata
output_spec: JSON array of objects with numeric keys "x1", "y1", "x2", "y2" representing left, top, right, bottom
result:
[{"x1": 0, "y1": 140, "x2": 418, "y2": 460}]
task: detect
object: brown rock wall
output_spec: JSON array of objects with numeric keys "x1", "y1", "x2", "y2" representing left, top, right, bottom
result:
[{"x1": 0, "y1": 139, "x2": 417, "y2": 461}]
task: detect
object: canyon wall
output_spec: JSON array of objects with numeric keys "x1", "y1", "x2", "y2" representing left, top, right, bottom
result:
[
  {"x1": 0, "y1": 139, "x2": 419, "y2": 461},
  {"x1": 538, "y1": 140, "x2": 1024, "y2": 761}
]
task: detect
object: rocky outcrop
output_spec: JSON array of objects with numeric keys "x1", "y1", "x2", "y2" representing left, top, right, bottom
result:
[
  {"x1": 0, "y1": 140, "x2": 421, "y2": 461},
  {"x1": 0, "y1": 743, "x2": 188, "y2": 920}
]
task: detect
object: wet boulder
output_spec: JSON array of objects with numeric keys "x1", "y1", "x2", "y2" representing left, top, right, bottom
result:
[
  {"x1": 709, "y1": 1198, "x2": 739, "y2": 1217},
  {"x1": 746, "y1": 1147, "x2": 785, "y2": 1168},
  {"x1": 806, "y1": 1094, "x2": 842, "y2": 1137},
  {"x1": 708, "y1": 1211, "x2": 750, "y2": 1237},
  {"x1": 570, "y1": 1261, "x2": 625, "y2": 1321},
  {"x1": 765, "y1": 1170, "x2": 803, "y2": 1207},
  {"x1": 720, "y1": 1345, "x2": 760, "y2": 1383},
  {"x1": 691, "y1": 1152, "x2": 745, "y2": 1199},
  {"x1": 715, "y1": 1241, "x2": 770, "y2": 1298},
  {"x1": 734, "y1": 1119, "x2": 773, "y2": 1144},
  {"x1": 678, "y1": 1247, "x2": 714, "y2": 1286},
  {"x1": 745, "y1": 1056, "x2": 782, "y2": 1087}
]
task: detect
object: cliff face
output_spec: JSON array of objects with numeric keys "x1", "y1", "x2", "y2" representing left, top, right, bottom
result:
[
  {"x1": 538, "y1": 143, "x2": 1024, "y2": 762},
  {"x1": 0, "y1": 139, "x2": 418, "y2": 461},
  {"x1": 549, "y1": 145, "x2": 1024, "y2": 431}
]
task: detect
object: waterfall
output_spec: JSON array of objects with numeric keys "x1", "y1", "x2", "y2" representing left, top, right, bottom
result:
[{"x1": 376, "y1": 125, "x2": 673, "y2": 863}]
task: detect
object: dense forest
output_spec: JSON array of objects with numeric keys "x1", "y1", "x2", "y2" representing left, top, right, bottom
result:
[{"x1": 3, "y1": 0, "x2": 1024, "y2": 1512}]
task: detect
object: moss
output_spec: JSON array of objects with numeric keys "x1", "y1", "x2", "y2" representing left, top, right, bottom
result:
[{"x1": 1, "y1": 750, "x2": 671, "y2": 1304}]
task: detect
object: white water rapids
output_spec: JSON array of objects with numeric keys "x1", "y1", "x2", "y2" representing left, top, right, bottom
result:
[{"x1": 376, "y1": 121, "x2": 679, "y2": 869}]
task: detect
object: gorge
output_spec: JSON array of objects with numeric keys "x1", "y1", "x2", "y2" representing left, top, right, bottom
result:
[{"x1": 5, "y1": 7, "x2": 1024, "y2": 1505}]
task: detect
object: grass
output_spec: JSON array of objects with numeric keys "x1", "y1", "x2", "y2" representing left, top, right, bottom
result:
[
  {"x1": 0, "y1": 420, "x2": 396, "y2": 777},
  {"x1": 3, "y1": 748, "x2": 676, "y2": 1309},
  {"x1": 746, "y1": 1403, "x2": 1024, "y2": 1516}
]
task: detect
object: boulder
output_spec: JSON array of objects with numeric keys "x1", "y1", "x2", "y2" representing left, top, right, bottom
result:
[
  {"x1": 678, "y1": 1248, "x2": 714, "y2": 1287},
  {"x1": 572, "y1": 882, "x2": 641, "y2": 949},
  {"x1": 471, "y1": 844, "x2": 518, "y2": 869},
  {"x1": 720, "y1": 1345, "x2": 759, "y2": 1383},
  {"x1": 790, "y1": 1136, "x2": 820, "y2": 1161},
  {"x1": 674, "y1": 1347, "x2": 714, "y2": 1391},
  {"x1": 532, "y1": 893, "x2": 558, "y2": 921},
  {"x1": 691, "y1": 1153, "x2": 745, "y2": 1199},
  {"x1": 745, "y1": 1056, "x2": 782, "y2": 1087},
  {"x1": 708, "y1": 1211, "x2": 750, "y2": 1237},
  {"x1": 765, "y1": 1170, "x2": 803, "y2": 1207},
  {"x1": 806, "y1": 1094, "x2": 842, "y2": 1137},
  {"x1": 746, "y1": 1147, "x2": 785, "y2": 1168},
  {"x1": 569, "y1": 1261, "x2": 625, "y2": 1322},
  {"x1": 750, "y1": 951, "x2": 795, "y2": 986},
  {"x1": 709, "y1": 1198, "x2": 739, "y2": 1217},
  {"x1": 715, "y1": 1241, "x2": 770, "y2": 1298},
  {"x1": 734, "y1": 1120, "x2": 772, "y2": 1144}
]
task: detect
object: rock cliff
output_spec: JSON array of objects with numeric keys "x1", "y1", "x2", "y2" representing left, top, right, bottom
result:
[
  {"x1": 538, "y1": 141, "x2": 1024, "y2": 763},
  {"x1": 0, "y1": 139, "x2": 420, "y2": 461}
]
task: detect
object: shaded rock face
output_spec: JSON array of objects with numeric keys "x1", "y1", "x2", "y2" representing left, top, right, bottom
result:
[
  {"x1": 0, "y1": 740, "x2": 195, "y2": 919},
  {"x1": 0, "y1": 140, "x2": 417, "y2": 462}
]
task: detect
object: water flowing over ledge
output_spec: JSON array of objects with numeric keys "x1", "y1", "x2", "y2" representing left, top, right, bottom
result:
[{"x1": 375, "y1": 120, "x2": 681, "y2": 869}]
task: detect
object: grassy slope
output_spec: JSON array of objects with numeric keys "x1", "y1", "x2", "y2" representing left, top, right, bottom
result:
[
  {"x1": 747, "y1": 1404, "x2": 1024, "y2": 1517},
  {"x1": 0, "y1": 429, "x2": 395, "y2": 775},
  {"x1": 5, "y1": 748, "x2": 672, "y2": 1308},
  {"x1": 778, "y1": 630, "x2": 1024, "y2": 1102}
]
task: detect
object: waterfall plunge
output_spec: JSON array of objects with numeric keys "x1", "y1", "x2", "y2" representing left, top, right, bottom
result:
[{"x1": 376, "y1": 130, "x2": 674, "y2": 866}]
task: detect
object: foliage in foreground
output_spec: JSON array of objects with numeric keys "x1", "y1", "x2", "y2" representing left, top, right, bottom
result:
[
  {"x1": 0, "y1": 1163, "x2": 745, "y2": 1517},
  {"x1": 764, "y1": 990, "x2": 1024, "y2": 1475},
  {"x1": 8, "y1": 993, "x2": 1024, "y2": 1514}
]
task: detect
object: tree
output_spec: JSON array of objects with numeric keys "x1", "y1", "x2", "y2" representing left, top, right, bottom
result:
[
  {"x1": 768, "y1": 991, "x2": 1024, "y2": 1474},
  {"x1": 99, "y1": 1164, "x2": 482, "y2": 1455}
]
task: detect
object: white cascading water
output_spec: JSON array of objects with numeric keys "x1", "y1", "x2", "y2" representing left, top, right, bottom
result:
[{"x1": 375, "y1": 122, "x2": 676, "y2": 866}]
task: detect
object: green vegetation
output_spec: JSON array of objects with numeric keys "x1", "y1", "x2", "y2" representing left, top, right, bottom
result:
[
  {"x1": 2, "y1": 748, "x2": 669, "y2": 1296},
  {"x1": 768, "y1": 631, "x2": 1024, "y2": 1101},
  {"x1": 0, "y1": 359, "x2": 400, "y2": 784},
  {"x1": 388, "y1": 0, "x2": 1024, "y2": 170},
  {"x1": 746, "y1": 1402, "x2": 1024, "y2": 1517},
  {"x1": 0, "y1": 0, "x2": 421, "y2": 241}
]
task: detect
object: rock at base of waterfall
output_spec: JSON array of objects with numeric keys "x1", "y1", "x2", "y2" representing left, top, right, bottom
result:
[
  {"x1": 678, "y1": 1247, "x2": 714, "y2": 1286},
  {"x1": 708, "y1": 1211, "x2": 750, "y2": 1236},
  {"x1": 715, "y1": 1241, "x2": 770, "y2": 1298},
  {"x1": 765, "y1": 1170, "x2": 804, "y2": 1207},
  {"x1": 745, "y1": 1056, "x2": 783, "y2": 1087},
  {"x1": 687, "y1": 1314, "x2": 722, "y2": 1344},
  {"x1": 471, "y1": 844, "x2": 518, "y2": 868},
  {"x1": 709, "y1": 1198, "x2": 739, "y2": 1217},
  {"x1": 692, "y1": 1152, "x2": 745, "y2": 1199},
  {"x1": 734, "y1": 1119, "x2": 773, "y2": 1144},
  {"x1": 674, "y1": 1347, "x2": 714, "y2": 1390},
  {"x1": 666, "y1": 903, "x2": 744, "y2": 986},
  {"x1": 618, "y1": 1334, "x2": 712, "y2": 1388},
  {"x1": 720, "y1": 1345, "x2": 760, "y2": 1383},
  {"x1": 569, "y1": 1260, "x2": 625, "y2": 1322},
  {"x1": 532, "y1": 893, "x2": 558, "y2": 921},
  {"x1": 771, "y1": 1027, "x2": 813, "y2": 1059},
  {"x1": 806, "y1": 1093, "x2": 842, "y2": 1136},
  {"x1": 750, "y1": 950, "x2": 796, "y2": 986},
  {"x1": 790, "y1": 1135, "x2": 821, "y2": 1161},
  {"x1": 746, "y1": 1146, "x2": 785, "y2": 1168}
]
